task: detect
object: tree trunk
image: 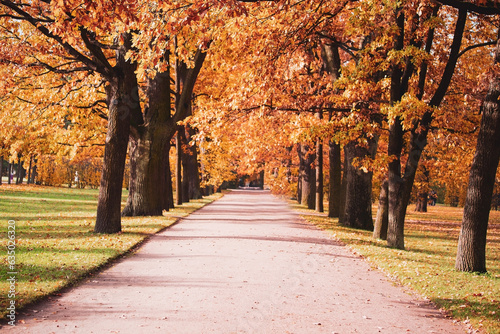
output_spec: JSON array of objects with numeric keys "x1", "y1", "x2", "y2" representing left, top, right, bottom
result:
[
  {"x1": 341, "y1": 139, "x2": 377, "y2": 231},
  {"x1": 328, "y1": 140, "x2": 342, "y2": 218},
  {"x1": 316, "y1": 113, "x2": 324, "y2": 212},
  {"x1": 176, "y1": 127, "x2": 183, "y2": 205},
  {"x1": 455, "y1": 35, "x2": 500, "y2": 273},
  {"x1": 181, "y1": 128, "x2": 190, "y2": 202},
  {"x1": 259, "y1": 169, "x2": 265, "y2": 189},
  {"x1": 415, "y1": 192, "x2": 428, "y2": 212},
  {"x1": 298, "y1": 144, "x2": 316, "y2": 209},
  {"x1": 30, "y1": 159, "x2": 37, "y2": 184},
  {"x1": 373, "y1": 178, "x2": 389, "y2": 240},
  {"x1": 94, "y1": 33, "x2": 138, "y2": 233},
  {"x1": 182, "y1": 138, "x2": 203, "y2": 200},
  {"x1": 7, "y1": 163, "x2": 12, "y2": 184},
  {"x1": 16, "y1": 157, "x2": 22, "y2": 184},
  {"x1": 415, "y1": 166, "x2": 430, "y2": 212},
  {"x1": 297, "y1": 148, "x2": 303, "y2": 203},
  {"x1": 121, "y1": 69, "x2": 174, "y2": 216},
  {"x1": 27, "y1": 156, "x2": 32, "y2": 185}
]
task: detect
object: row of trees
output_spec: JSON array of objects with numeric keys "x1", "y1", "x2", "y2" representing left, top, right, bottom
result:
[{"x1": 0, "y1": 0, "x2": 498, "y2": 273}]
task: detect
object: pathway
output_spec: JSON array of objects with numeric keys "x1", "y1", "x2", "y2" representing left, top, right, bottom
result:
[{"x1": 3, "y1": 190, "x2": 467, "y2": 333}]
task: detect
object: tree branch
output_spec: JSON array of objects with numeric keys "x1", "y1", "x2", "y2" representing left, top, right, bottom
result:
[
  {"x1": 435, "y1": 0, "x2": 500, "y2": 15},
  {"x1": 0, "y1": 0, "x2": 112, "y2": 77}
]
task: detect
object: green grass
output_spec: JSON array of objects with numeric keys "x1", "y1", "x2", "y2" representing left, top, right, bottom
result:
[
  {"x1": 0, "y1": 184, "x2": 222, "y2": 319},
  {"x1": 293, "y1": 202, "x2": 500, "y2": 334}
]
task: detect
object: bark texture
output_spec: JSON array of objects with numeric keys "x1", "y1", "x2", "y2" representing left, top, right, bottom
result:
[
  {"x1": 373, "y1": 179, "x2": 389, "y2": 240},
  {"x1": 455, "y1": 36, "x2": 500, "y2": 273},
  {"x1": 341, "y1": 139, "x2": 377, "y2": 231},
  {"x1": 298, "y1": 144, "x2": 316, "y2": 209},
  {"x1": 328, "y1": 140, "x2": 342, "y2": 218},
  {"x1": 316, "y1": 113, "x2": 324, "y2": 212}
]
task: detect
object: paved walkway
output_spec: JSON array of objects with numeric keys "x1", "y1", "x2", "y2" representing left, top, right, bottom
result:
[{"x1": 4, "y1": 190, "x2": 466, "y2": 333}]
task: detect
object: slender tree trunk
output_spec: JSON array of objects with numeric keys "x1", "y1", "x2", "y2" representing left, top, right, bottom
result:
[
  {"x1": 455, "y1": 35, "x2": 500, "y2": 273},
  {"x1": 328, "y1": 140, "x2": 342, "y2": 218},
  {"x1": 373, "y1": 178, "x2": 389, "y2": 240},
  {"x1": 166, "y1": 146, "x2": 174, "y2": 209},
  {"x1": 30, "y1": 159, "x2": 37, "y2": 184},
  {"x1": 95, "y1": 33, "x2": 138, "y2": 233},
  {"x1": 16, "y1": 157, "x2": 22, "y2": 184},
  {"x1": 342, "y1": 139, "x2": 377, "y2": 230},
  {"x1": 176, "y1": 127, "x2": 183, "y2": 205},
  {"x1": 316, "y1": 113, "x2": 324, "y2": 212},
  {"x1": 0, "y1": 156, "x2": 3, "y2": 185},
  {"x1": 7, "y1": 163, "x2": 12, "y2": 184},
  {"x1": 297, "y1": 144, "x2": 303, "y2": 203},
  {"x1": 27, "y1": 156, "x2": 32, "y2": 185},
  {"x1": 181, "y1": 128, "x2": 190, "y2": 203},
  {"x1": 259, "y1": 167, "x2": 266, "y2": 190}
]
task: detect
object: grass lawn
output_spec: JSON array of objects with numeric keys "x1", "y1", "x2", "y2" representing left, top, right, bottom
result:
[
  {"x1": 0, "y1": 184, "x2": 222, "y2": 319},
  {"x1": 294, "y1": 202, "x2": 500, "y2": 334}
]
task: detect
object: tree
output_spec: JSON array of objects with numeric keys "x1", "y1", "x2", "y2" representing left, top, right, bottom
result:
[
  {"x1": 386, "y1": 4, "x2": 468, "y2": 249},
  {"x1": 456, "y1": 31, "x2": 500, "y2": 273},
  {"x1": 121, "y1": 46, "x2": 207, "y2": 216}
]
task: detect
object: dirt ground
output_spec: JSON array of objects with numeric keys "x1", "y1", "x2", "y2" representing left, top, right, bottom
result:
[{"x1": 2, "y1": 190, "x2": 468, "y2": 333}]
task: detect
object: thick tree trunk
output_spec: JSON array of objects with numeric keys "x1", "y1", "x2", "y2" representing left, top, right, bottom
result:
[
  {"x1": 94, "y1": 34, "x2": 138, "y2": 233},
  {"x1": 122, "y1": 69, "x2": 174, "y2": 216},
  {"x1": 455, "y1": 36, "x2": 500, "y2": 273},
  {"x1": 373, "y1": 178, "x2": 389, "y2": 240},
  {"x1": 341, "y1": 139, "x2": 377, "y2": 231},
  {"x1": 328, "y1": 140, "x2": 342, "y2": 218},
  {"x1": 298, "y1": 144, "x2": 316, "y2": 209},
  {"x1": 122, "y1": 46, "x2": 207, "y2": 217}
]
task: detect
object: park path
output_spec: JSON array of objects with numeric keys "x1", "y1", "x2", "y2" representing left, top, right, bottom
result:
[{"x1": 3, "y1": 190, "x2": 467, "y2": 334}]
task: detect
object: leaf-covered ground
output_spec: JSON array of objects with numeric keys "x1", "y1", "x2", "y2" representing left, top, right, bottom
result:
[
  {"x1": 0, "y1": 185, "x2": 222, "y2": 319},
  {"x1": 295, "y1": 203, "x2": 500, "y2": 334}
]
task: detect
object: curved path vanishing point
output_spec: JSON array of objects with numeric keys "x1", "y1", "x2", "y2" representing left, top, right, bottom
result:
[{"x1": 3, "y1": 190, "x2": 467, "y2": 334}]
